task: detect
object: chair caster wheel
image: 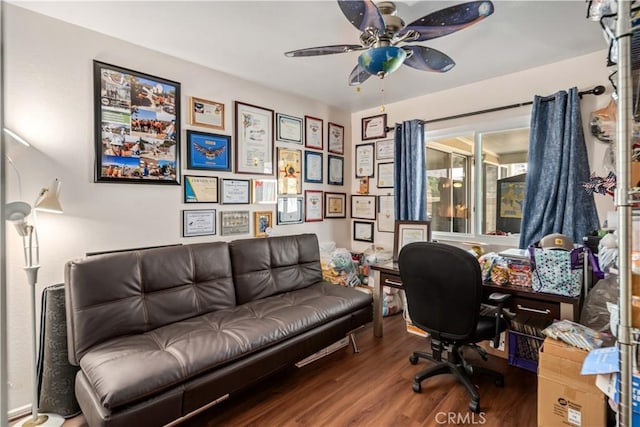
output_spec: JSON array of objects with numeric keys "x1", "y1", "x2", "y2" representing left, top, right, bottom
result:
[
  {"x1": 495, "y1": 378, "x2": 504, "y2": 387},
  {"x1": 409, "y1": 354, "x2": 419, "y2": 365},
  {"x1": 469, "y1": 400, "x2": 480, "y2": 413},
  {"x1": 412, "y1": 382, "x2": 421, "y2": 393}
]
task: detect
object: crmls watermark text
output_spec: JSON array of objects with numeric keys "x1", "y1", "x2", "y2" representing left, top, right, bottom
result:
[{"x1": 435, "y1": 412, "x2": 487, "y2": 425}]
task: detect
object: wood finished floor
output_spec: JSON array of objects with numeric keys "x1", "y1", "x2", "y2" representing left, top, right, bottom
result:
[{"x1": 60, "y1": 314, "x2": 537, "y2": 427}]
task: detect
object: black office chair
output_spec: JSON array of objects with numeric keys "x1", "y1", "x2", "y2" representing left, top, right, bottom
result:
[{"x1": 398, "y1": 241, "x2": 511, "y2": 413}]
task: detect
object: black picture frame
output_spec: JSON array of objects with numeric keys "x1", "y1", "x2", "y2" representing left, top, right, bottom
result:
[
  {"x1": 328, "y1": 155, "x2": 344, "y2": 185},
  {"x1": 276, "y1": 113, "x2": 303, "y2": 144},
  {"x1": 496, "y1": 173, "x2": 527, "y2": 234},
  {"x1": 277, "y1": 196, "x2": 304, "y2": 224},
  {"x1": 183, "y1": 175, "x2": 218, "y2": 203},
  {"x1": 186, "y1": 130, "x2": 231, "y2": 171},
  {"x1": 182, "y1": 209, "x2": 216, "y2": 237},
  {"x1": 353, "y1": 221, "x2": 374, "y2": 242},
  {"x1": 361, "y1": 113, "x2": 387, "y2": 141},
  {"x1": 324, "y1": 192, "x2": 347, "y2": 219},
  {"x1": 94, "y1": 60, "x2": 180, "y2": 184}
]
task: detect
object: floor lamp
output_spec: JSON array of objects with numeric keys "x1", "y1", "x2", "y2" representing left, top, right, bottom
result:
[{"x1": 5, "y1": 179, "x2": 64, "y2": 427}]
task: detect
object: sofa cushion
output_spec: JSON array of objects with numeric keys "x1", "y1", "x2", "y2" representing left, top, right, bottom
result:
[
  {"x1": 79, "y1": 282, "x2": 371, "y2": 410},
  {"x1": 230, "y1": 234, "x2": 323, "y2": 304},
  {"x1": 66, "y1": 242, "x2": 235, "y2": 364}
]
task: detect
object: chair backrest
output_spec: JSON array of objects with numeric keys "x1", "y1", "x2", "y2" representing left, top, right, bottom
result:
[{"x1": 398, "y1": 242, "x2": 482, "y2": 342}]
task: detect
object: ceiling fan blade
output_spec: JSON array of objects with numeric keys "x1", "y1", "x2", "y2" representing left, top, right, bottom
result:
[
  {"x1": 284, "y1": 44, "x2": 365, "y2": 57},
  {"x1": 402, "y1": 46, "x2": 455, "y2": 73},
  {"x1": 348, "y1": 64, "x2": 372, "y2": 86},
  {"x1": 399, "y1": 1, "x2": 494, "y2": 42},
  {"x1": 338, "y1": 0, "x2": 385, "y2": 34}
]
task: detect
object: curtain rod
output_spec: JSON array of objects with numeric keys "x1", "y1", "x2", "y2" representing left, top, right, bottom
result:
[{"x1": 384, "y1": 85, "x2": 606, "y2": 132}]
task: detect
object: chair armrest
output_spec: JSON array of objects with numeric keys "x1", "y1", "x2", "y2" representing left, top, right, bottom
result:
[{"x1": 487, "y1": 293, "x2": 511, "y2": 349}]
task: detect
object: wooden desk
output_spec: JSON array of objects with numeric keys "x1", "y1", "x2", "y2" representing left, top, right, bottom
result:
[{"x1": 370, "y1": 262, "x2": 582, "y2": 338}]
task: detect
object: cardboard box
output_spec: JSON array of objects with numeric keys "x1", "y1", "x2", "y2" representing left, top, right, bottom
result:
[
  {"x1": 479, "y1": 331, "x2": 508, "y2": 359},
  {"x1": 406, "y1": 321, "x2": 429, "y2": 338},
  {"x1": 538, "y1": 338, "x2": 607, "y2": 427}
]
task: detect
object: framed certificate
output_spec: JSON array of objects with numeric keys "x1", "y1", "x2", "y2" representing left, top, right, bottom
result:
[
  {"x1": 184, "y1": 175, "x2": 218, "y2": 203},
  {"x1": 377, "y1": 162, "x2": 394, "y2": 188},
  {"x1": 324, "y1": 192, "x2": 346, "y2": 219},
  {"x1": 277, "y1": 147, "x2": 302, "y2": 194},
  {"x1": 220, "y1": 210, "x2": 250, "y2": 236},
  {"x1": 234, "y1": 101, "x2": 274, "y2": 175},
  {"x1": 190, "y1": 97, "x2": 224, "y2": 130},
  {"x1": 182, "y1": 209, "x2": 216, "y2": 237},
  {"x1": 353, "y1": 221, "x2": 374, "y2": 243},
  {"x1": 355, "y1": 144, "x2": 375, "y2": 178},
  {"x1": 305, "y1": 115, "x2": 323, "y2": 150},
  {"x1": 328, "y1": 122, "x2": 344, "y2": 155},
  {"x1": 252, "y1": 178, "x2": 277, "y2": 204},
  {"x1": 328, "y1": 155, "x2": 344, "y2": 186},
  {"x1": 351, "y1": 195, "x2": 376, "y2": 220},
  {"x1": 362, "y1": 113, "x2": 387, "y2": 140},
  {"x1": 304, "y1": 150, "x2": 323, "y2": 183},
  {"x1": 377, "y1": 195, "x2": 395, "y2": 232},
  {"x1": 393, "y1": 220, "x2": 432, "y2": 261},
  {"x1": 254, "y1": 211, "x2": 273, "y2": 237},
  {"x1": 277, "y1": 196, "x2": 304, "y2": 224},
  {"x1": 376, "y1": 139, "x2": 394, "y2": 160},
  {"x1": 305, "y1": 190, "x2": 323, "y2": 222},
  {"x1": 276, "y1": 113, "x2": 303, "y2": 144},
  {"x1": 220, "y1": 178, "x2": 250, "y2": 204}
]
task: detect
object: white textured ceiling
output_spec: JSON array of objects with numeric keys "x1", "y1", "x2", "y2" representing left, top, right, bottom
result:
[{"x1": 11, "y1": 0, "x2": 607, "y2": 112}]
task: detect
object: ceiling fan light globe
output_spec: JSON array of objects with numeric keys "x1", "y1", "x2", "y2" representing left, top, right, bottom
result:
[{"x1": 358, "y1": 46, "x2": 406, "y2": 78}]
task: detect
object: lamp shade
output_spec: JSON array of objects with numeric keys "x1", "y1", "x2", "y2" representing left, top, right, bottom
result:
[
  {"x1": 5, "y1": 201, "x2": 31, "y2": 222},
  {"x1": 34, "y1": 179, "x2": 63, "y2": 214},
  {"x1": 358, "y1": 46, "x2": 407, "y2": 78}
]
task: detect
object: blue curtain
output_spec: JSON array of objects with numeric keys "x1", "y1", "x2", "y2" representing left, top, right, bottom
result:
[
  {"x1": 394, "y1": 120, "x2": 426, "y2": 221},
  {"x1": 519, "y1": 87, "x2": 600, "y2": 248}
]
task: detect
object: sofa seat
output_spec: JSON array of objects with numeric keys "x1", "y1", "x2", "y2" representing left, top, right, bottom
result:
[{"x1": 80, "y1": 282, "x2": 370, "y2": 410}]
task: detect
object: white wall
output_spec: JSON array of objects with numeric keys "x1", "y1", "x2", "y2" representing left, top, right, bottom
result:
[
  {"x1": 3, "y1": 5, "x2": 352, "y2": 412},
  {"x1": 349, "y1": 50, "x2": 615, "y2": 253}
]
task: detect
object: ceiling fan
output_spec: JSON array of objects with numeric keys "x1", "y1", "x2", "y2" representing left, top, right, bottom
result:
[{"x1": 284, "y1": 0, "x2": 495, "y2": 86}]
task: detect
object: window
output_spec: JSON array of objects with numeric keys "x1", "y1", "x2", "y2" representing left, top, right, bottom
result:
[{"x1": 425, "y1": 118, "x2": 530, "y2": 239}]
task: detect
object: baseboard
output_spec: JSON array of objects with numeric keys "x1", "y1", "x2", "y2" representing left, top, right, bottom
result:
[{"x1": 8, "y1": 404, "x2": 30, "y2": 422}]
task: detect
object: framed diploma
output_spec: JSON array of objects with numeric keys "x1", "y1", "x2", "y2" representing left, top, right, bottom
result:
[
  {"x1": 377, "y1": 195, "x2": 395, "y2": 232},
  {"x1": 276, "y1": 113, "x2": 303, "y2": 144},
  {"x1": 324, "y1": 192, "x2": 346, "y2": 219},
  {"x1": 328, "y1": 122, "x2": 344, "y2": 155},
  {"x1": 376, "y1": 139, "x2": 394, "y2": 160},
  {"x1": 305, "y1": 115, "x2": 323, "y2": 150},
  {"x1": 277, "y1": 196, "x2": 304, "y2": 224},
  {"x1": 252, "y1": 178, "x2": 277, "y2": 204},
  {"x1": 183, "y1": 175, "x2": 218, "y2": 203},
  {"x1": 305, "y1": 190, "x2": 323, "y2": 222},
  {"x1": 353, "y1": 221, "x2": 374, "y2": 243},
  {"x1": 304, "y1": 150, "x2": 323, "y2": 183},
  {"x1": 234, "y1": 101, "x2": 274, "y2": 175},
  {"x1": 351, "y1": 195, "x2": 376, "y2": 220},
  {"x1": 355, "y1": 143, "x2": 375, "y2": 178},
  {"x1": 328, "y1": 155, "x2": 344, "y2": 185},
  {"x1": 220, "y1": 178, "x2": 250, "y2": 204},
  {"x1": 254, "y1": 211, "x2": 273, "y2": 237},
  {"x1": 277, "y1": 147, "x2": 302, "y2": 194},
  {"x1": 186, "y1": 130, "x2": 231, "y2": 171},
  {"x1": 362, "y1": 113, "x2": 387, "y2": 141},
  {"x1": 220, "y1": 210, "x2": 250, "y2": 236},
  {"x1": 190, "y1": 97, "x2": 224, "y2": 130},
  {"x1": 377, "y1": 162, "x2": 394, "y2": 188},
  {"x1": 182, "y1": 209, "x2": 216, "y2": 237},
  {"x1": 393, "y1": 220, "x2": 432, "y2": 261}
]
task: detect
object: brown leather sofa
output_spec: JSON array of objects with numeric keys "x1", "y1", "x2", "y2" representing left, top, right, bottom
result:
[{"x1": 65, "y1": 234, "x2": 372, "y2": 427}]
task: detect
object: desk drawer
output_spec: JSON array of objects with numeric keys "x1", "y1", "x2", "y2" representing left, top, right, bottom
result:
[
  {"x1": 508, "y1": 296, "x2": 560, "y2": 322},
  {"x1": 380, "y1": 273, "x2": 403, "y2": 289}
]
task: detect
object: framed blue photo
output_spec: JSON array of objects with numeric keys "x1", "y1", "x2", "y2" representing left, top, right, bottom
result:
[
  {"x1": 304, "y1": 150, "x2": 323, "y2": 183},
  {"x1": 186, "y1": 130, "x2": 231, "y2": 171}
]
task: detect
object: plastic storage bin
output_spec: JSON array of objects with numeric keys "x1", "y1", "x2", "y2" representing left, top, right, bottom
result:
[{"x1": 508, "y1": 330, "x2": 544, "y2": 373}]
